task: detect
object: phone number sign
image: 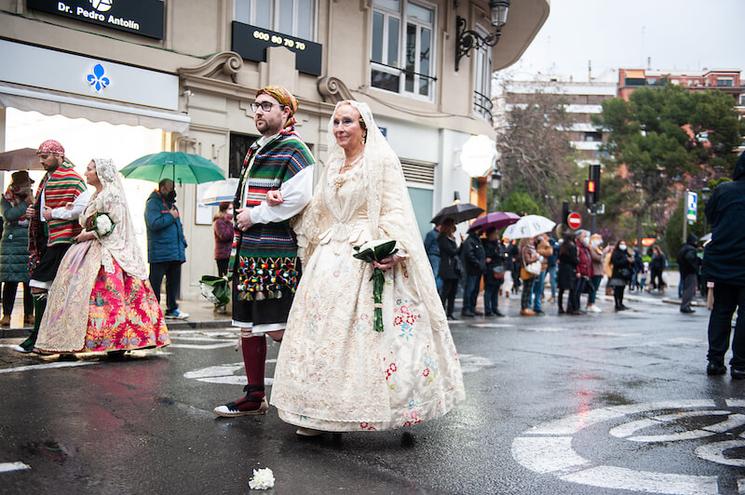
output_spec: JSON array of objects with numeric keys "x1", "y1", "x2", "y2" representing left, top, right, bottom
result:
[{"x1": 231, "y1": 22, "x2": 322, "y2": 76}]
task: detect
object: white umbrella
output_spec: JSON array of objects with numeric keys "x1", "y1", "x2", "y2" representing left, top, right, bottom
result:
[
  {"x1": 503, "y1": 215, "x2": 556, "y2": 239},
  {"x1": 199, "y1": 178, "x2": 239, "y2": 206}
]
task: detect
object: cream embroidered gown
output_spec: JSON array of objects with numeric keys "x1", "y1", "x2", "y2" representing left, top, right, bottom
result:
[{"x1": 271, "y1": 139, "x2": 465, "y2": 431}]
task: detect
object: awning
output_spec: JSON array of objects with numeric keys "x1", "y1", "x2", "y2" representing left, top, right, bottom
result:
[{"x1": 0, "y1": 83, "x2": 190, "y2": 133}]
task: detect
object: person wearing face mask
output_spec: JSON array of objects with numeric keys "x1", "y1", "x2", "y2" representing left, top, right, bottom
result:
[
  {"x1": 586, "y1": 233, "x2": 605, "y2": 313},
  {"x1": 145, "y1": 178, "x2": 188, "y2": 320},
  {"x1": 610, "y1": 240, "x2": 634, "y2": 311}
]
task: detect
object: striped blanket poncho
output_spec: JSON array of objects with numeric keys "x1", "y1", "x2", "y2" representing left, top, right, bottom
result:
[
  {"x1": 28, "y1": 160, "x2": 87, "y2": 270},
  {"x1": 230, "y1": 129, "x2": 315, "y2": 301}
]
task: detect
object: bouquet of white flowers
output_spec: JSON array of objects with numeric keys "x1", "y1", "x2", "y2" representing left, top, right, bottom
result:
[
  {"x1": 85, "y1": 212, "x2": 115, "y2": 238},
  {"x1": 353, "y1": 239, "x2": 398, "y2": 332}
]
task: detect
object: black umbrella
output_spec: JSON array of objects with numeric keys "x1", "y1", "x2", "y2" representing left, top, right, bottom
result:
[{"x1": 431, "y1": 202, "x2": 484, "y2": 224}]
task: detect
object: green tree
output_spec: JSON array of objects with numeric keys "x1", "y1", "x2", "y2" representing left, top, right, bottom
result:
[
  {"x1": 500, "y1": 191, "x2": 544, "y2": 216},
  {"x1": 594, "y1": 83, "x2": 742, "y2": 246}
]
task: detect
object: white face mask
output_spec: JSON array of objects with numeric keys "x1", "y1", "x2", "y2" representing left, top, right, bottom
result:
[
  {"x1": 582, "y1": 237, "x2": 590, "y2": 246},
  {"x1": 591, "y1": 240, "x2": 600, "y2": 248},
  {"x1": 619, "y1": 244, "x2": 627, "y2": 251}
]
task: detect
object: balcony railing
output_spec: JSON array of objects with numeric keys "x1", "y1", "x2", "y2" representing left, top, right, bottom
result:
[{"x1": 474, "y1": 90, "x2": 493, "y2": 121}]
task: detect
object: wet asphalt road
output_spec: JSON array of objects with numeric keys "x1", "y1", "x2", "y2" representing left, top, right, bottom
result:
[{"x1": 1, "y1": 292, "x2": 744, "y2": 495}]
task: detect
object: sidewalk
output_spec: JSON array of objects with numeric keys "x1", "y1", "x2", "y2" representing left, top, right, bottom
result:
[{"x1": 0, "y1": 299, "x2": 231, "y2": 339}]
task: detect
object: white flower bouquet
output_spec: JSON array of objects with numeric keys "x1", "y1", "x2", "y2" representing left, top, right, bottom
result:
[
  {"x1": 353, "y1": 239, "x2": 398, "y2": 332},
  {"x1": 85, "y1": 212, "x2": 115, "y2": 238}
]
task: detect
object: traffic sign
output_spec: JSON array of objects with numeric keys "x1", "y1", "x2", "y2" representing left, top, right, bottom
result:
[
  {"x1": 686, "y1": 191, "x2": 698, "y2": 222},
  {"x1": 567, "y1": 212, "x2": 582, "y2": 229}
]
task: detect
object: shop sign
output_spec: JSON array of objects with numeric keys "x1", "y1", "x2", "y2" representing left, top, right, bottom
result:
[
  {"x1": 27, "y1": 0, "x2": 165, "y2": 39},
  {"x1": 231, "y1": 22, "x2": 322, "y2": 76}
]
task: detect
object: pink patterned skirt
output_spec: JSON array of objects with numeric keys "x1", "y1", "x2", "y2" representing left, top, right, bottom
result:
[{"x1": 84, "y1": 261, "x2": 170, "y2": 352}]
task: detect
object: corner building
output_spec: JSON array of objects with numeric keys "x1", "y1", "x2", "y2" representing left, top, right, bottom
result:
[{"x1": 0, "y1": 0, "x2": 548, "y2": 299}]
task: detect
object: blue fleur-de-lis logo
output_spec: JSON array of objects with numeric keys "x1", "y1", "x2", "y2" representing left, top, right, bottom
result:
[{"x1": 86, "y1": 64, "x2": 110, "y2": 93}]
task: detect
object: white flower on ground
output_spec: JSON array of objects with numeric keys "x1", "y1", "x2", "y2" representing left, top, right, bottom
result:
[{"x1": 248, "y1": 467, "x2": 275, "y2": 490}]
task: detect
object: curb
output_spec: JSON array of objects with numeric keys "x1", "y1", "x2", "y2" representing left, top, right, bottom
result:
[{"x1": 0, "y1": 319, "x2": 232, "y2": 340}]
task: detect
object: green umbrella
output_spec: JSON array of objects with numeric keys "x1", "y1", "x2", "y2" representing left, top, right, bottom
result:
[{"x1": 120, "y1": 152, "x2": 225, "y2": 184}]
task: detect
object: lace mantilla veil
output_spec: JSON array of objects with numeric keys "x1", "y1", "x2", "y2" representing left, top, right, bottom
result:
[
  {"x1": 89, "y1": 158, "x2": 148, "y2": 280},
  {"x1": 296, "y1": 101, "x2": 448, "y2": 331}
]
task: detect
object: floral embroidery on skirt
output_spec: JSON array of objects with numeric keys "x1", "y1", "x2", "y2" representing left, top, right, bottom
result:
[{"x1": 84, "y1": 261, "x2": 169, "y2": 352}]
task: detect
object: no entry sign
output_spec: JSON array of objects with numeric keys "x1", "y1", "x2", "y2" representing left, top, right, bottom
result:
[{"x1": 567, "y1": 212, "x2": 582, "y2": 230}]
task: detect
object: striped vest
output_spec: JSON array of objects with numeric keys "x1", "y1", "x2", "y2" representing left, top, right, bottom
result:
[
  {"x1": 40, "y1": 164, "x2": 87, "y2": 246},
  {"x1": 229, "y1": 129, "x2": 315, "y2": 301}
]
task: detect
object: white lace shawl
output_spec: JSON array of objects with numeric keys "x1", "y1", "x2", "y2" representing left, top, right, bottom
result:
[
  {"x1": 84, "y1": 158, "x2": 148, "y2": 280},
  {"x1": 295, "y1": 101, "x2": 447, "y2": 331}
]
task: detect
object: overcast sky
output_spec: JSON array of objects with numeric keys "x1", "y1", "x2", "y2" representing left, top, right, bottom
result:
[{"x1": 505, "y1": 0, "x2": 745, "y2": 82}]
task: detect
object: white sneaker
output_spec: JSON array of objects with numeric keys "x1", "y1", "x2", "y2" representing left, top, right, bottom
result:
[
  {"x1": 165, "y1": 309, "x2": 189, "y2": 320},
  {"x1": 587, "y1": 305, "x2": 602, "y2": 313}
]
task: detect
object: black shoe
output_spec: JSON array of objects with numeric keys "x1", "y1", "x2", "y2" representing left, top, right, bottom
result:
[
  {"x1": 473, "y1": 311, "x2": 484, "y2": 316},
  {"x1": 494, "y1": 311, "x2": 505, "y2": 317},
  {"x1": 534, "y1": 310, "x2": 545, "y2": 316},
  {"x1": 680, "y1": 308, "x2": 695, "y2": 314},
  {"x1": 446, "y1": 314, "x2": 455, "y2": 320},
  {"x1": 558, "y1": 308, "x2": 565, "y2": 315},
  {"x1": 461, "y1": 311, "x2": 475, "y2": 318},
  {"x1": 483, "y1": 312, "x2": 494, "y2": 317},
  {"x1": 706, "y1": 362, "x2": 727, "y2": 376},
  {"x1": 732, "y1": 368, "x2": 745, "y2": 380}
]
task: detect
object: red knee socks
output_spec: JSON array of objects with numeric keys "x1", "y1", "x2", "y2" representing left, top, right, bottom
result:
[{"x1": 241, "y1": 335, "x2": 267, "y2": 398}]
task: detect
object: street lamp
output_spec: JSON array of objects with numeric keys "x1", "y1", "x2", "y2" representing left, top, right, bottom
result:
[
  {"x1": 490, "y1": 168, "x2": 502, "y2": 189},
  {"x1": 455, "y1": 0, "x2": 510, "y2": 71}
]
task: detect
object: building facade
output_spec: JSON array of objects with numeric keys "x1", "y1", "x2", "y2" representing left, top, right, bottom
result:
[
  {"x1": 497, "y1": 78, "x2": 617, "y2": 169},
  {"x1": 0, "y1": 0, "x2": 549, "y2": 299}
]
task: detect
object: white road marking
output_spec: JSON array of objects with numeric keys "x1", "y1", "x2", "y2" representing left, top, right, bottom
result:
[
  {"x1": 169, "y1": 343, "x2": 235, "y2": 350},
  {"x1": 183, "y1": 361, "x2": 275, "y2": 386},
  {"x1": 0, "y1": 361, "x2": 96, "y2": 374},
  {"x1": 511, "y1": 437, "x2": 590, "y2": 474},
  {"x1": 0, "y1": 462, "x2": 30, "y2": 473},
  {"x1": 696, "y1": 441, "x2": 745, "y2": 468},
  {"x1": 561, "y1": 466, "x2": 719, "y2": 495},
  {"x1": 456, "y1": 354, "x2": 494, "y2": 374},
  {"x1": 608, "y1": 411, "x2": 745, "y2": 443},
  {"x1": 513, "y1": 400, "x2": 743, "y2": 495}
]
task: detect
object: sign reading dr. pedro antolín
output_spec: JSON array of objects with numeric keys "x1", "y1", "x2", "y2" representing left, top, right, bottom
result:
[{"x1": 27, "y1": 0, "x2": 165, "y2": 40}]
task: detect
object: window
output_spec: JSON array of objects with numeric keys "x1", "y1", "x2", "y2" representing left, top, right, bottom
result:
[
  {"x1": 235, "y1": 0, "x2": 315, "y2": 40},
  {"x1": 473, "y1": 28, "x2": 492, "y2": 120},
  {"x1": 716, "y1": 78, "x2": 734, "y2": 87},
  {"x1": 370, "y1": 0, "x2": 436, "y2": 99},
  {"x1": 739, "y1": 94, "x2": 745, "y2": 106}
]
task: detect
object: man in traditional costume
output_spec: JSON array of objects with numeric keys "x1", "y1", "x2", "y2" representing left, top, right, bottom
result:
[
  {"x1": 15, "y1": 140, "x2": 88, "y2": 353},
  {"x1": 213, "y1": 86, "x2": 314, "y2": 417}
]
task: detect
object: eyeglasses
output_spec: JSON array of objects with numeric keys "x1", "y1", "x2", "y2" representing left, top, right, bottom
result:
[{"x1": 251, "y1": 101, "x2": 285, "y2": 113}]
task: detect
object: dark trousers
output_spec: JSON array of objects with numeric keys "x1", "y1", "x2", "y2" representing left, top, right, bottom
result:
[
  {"x1": 570, "y1": 277, "x2": 586, "y2": 312},
  {"x1": 440, "y1": 279, "x2": 458, "y2": 317},
  {"x1": 521, "y1": 276, "x2": 535, "y2": 310},
  {"x1": 707, "y1": 283, "x2": 745, "y2": 369},
  {"x1": 463, "y1": 274, "x2": 480, "y2": 314},
  {"x1": 680, "y1": 273, "x2": 697, "y2": 311},
  {"x1": 651, "y1": 269, "x2": 664, "y2": 290},
  {"x1": 149, "y1": 261, "x2": 182, "y2": 313},
  {"x1": 613, "y1": 285, "x2": 626, "y2": 309},
  {"x1": 216, "y1": 258, "x2": 229, "y2": 278},
  {"x1": 483, "y1": 279, "x2": 502, "y2": 315},
  {"x1": 2, "y1": 281, "x2": 32, "y2": 316}
]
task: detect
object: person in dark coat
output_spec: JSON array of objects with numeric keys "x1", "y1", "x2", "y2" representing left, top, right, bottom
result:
[
  {"x1": 648, "y1": 246, "x2": 666, "y2": 292},
  {"x1": 702, "y1": 151, "x2": 745, "y2": 379},
  {"x1": 145, "y1": 179, "x2": 189, "y2": 319},
  {"x1": 677, "y1": 233, "x2": 701, "y2": 314},
  {"x1": 482, "y1": 228, "x2": 505, "y2": 317},
  {"x1": 213, "y1": 202, "x2": 234, "y2": 278},
  {"x1": 461, "y1": 228, "x2": 486, "y2": 317},
  {"x1": 437, "y1": 219, "x2": 459, "y2": 319},
  {"x1": 571, "y1": 230, "x2": 592, "y2": 315},
  {"x1": 557, "y1": 231, "x2": 578, "y2": 314},
  {"x1": 610, "y1": 240, "x2": 633, "y2": 311},
  {"x1": 0, "y1": 171, "x2": 34, "y2": 327}
]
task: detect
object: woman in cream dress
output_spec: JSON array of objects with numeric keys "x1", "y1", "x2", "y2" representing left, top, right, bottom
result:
[{"x1": 270, "y1": 101, "x2": 464, "y2": 433}]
